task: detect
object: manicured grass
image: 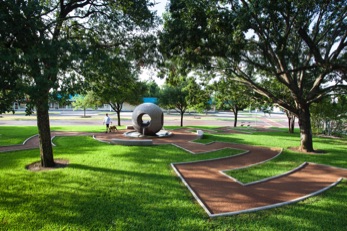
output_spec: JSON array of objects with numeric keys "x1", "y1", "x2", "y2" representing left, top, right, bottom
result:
[
  {"x1": 0, "y1": 126, "x2": 347, "y2": 230},
  {"x1": 0, "y1": 126, "x2": 39, "y2": 146}
]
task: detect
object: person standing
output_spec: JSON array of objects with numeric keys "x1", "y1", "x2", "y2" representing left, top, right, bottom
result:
[{"x1": 103, "y1": 113, "x2": 112, "y2": 133}]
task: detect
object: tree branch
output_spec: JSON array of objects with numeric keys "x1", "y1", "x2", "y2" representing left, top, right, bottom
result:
[{"x1": 298, "y1": 27, "x2": 324, "y2": 64}]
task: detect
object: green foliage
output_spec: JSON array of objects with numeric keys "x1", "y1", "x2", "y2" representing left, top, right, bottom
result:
[
  {"x1": 159, "y1": 78, "x2": 209, "y2": 110},
  {"x1": 158, "y1": 83, "x2": 188, "y2": 112},
  {"x1": 0, "y1": 126, "x2": 347, "y2": 230},
  {"x1": 158, "y1": 77, "x2": 210, "y2": 126},
  {"x1": 311, "y1": 95, "x2": 347, "y2": 136},
  {"x1": 185, "y1": 77, "x2": 211, "y2": 113},
  {"x1": 82, "y1": 48, "x2": 147, "y2": 125},
  {"x1": 158, "y1": 82, "x2": 188, "y2": 127},
  {"x1": 213, "y1": 78, "x2": 251, "y2": 112},
  {"x1": 161, "y1": 0, "x2": 347, "y2": 107},
  {"x1": 144, "y1": 80, "x2": 161, "y2": 97},
  {"x1": 0, "y1": 46, "x2": 24, "y2": 114},
  {"x1": 72, "y1": 91, "x2": 101, "y2": 116}
]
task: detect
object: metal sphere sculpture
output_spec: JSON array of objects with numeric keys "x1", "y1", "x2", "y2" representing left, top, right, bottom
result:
[{"x1": 132, "y1": 103, "x2": 164, "y2": 136}]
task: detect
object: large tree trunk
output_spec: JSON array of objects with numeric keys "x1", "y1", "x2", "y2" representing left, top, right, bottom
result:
[
  {"x1": 297, "y1": 105, "x2": 314, "y2": 152},
  {"x1": 36, "y1": 97, "x2": 54, "y2": 167}
]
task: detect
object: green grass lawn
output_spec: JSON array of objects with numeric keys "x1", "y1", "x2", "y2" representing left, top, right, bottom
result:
[{"x1": 0, "y1": 126, "x2": 346, "y2": 230}]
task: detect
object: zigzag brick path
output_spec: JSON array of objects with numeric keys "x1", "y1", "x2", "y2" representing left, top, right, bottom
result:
[
  {"x1": 2, "y1": 128, "x2": 347, "y2": 217},
  {"x1": 173, "y1": 159, "x2": 347, "y2": 216},
  {"x1": 96, "y1": 128, "x2": 347, "y2": 216}
]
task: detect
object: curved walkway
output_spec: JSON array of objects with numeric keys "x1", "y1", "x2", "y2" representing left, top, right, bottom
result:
[{"x1": 1, "y1": 128, "x2": 347, "y2": 217}]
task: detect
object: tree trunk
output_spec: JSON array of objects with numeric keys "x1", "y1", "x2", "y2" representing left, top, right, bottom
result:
[
  {"x1": 180, "y1": 111, "x2": 184, "y2": 127},
  {"x1": 117, "y1": 110, "x2": 121, "y2": 126},
  {"x1": 297, "y1": 105, "x2": 314, "y2": 152},
  {"x1": 36, "y1": 98, "x2": 55, "y2": 167},
  {"x1": 285, "y1": 110, "x2": 296, "y2": 133},
  {"x1": 109, "y1": 102, "x2": 122, "y2": 126},
  {"x1": 233, "y1": 109, "x2": 238, "y2": 127},
  {"x1": 289, "y1": 116, "x2": 295, "y2": 133}
]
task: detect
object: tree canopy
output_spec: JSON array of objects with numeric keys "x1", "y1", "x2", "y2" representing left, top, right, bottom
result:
[
  {"x1": 158, "y1": 83, "x2": 189, "y2": 127},
  {"x1": 0, "y1": 0, "x2": 158, "y2": 166},
  {"x1": 213, "y1": 77, "x2": 252, "y2": 127},
  {"x1": 89, "y1": 67, "x2": 147, "y2": 126},
  {"x1": 158, "y1": 77, "x2": 209, "y2": 126},
  {"x1": 72, "y1": 91, "x2": 101, "y2": 117},
  {"x1": 160, "y1": 0, "x2": 347, "y2": 152},
  {"x1": 144, "y1": 80, "x2": 161, "y2": 97}
]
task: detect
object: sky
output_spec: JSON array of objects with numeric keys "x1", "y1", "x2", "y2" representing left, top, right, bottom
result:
[
  {"x1": 153, "y1": 0, "x2": 168, "y2": 18},
  {"x1": 139, "y1": 0, "x2": 169, "y2": 86}
]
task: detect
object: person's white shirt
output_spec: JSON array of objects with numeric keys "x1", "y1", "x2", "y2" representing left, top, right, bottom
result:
[{"x1": 104, "y1": 115, "x2": 111, "y2": 124}]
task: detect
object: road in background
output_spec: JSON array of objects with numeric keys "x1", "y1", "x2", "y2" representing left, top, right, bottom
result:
[{"x1": 0, "y1": 110, "x2": 291, "y2": 129}]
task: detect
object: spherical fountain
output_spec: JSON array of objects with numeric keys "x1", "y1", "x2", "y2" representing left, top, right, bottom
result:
[{"x1": 124, "y1": 103, "x2": 172, "y2": 138}]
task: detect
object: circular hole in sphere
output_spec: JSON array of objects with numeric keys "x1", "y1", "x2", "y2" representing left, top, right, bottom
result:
[{"x1": 141, "y1": 114, "x2": 151, "y2": 127}]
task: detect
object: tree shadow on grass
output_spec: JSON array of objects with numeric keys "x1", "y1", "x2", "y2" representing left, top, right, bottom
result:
[{"x1": 0, "y1": 161, "x2": 207, "y2": 230}]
